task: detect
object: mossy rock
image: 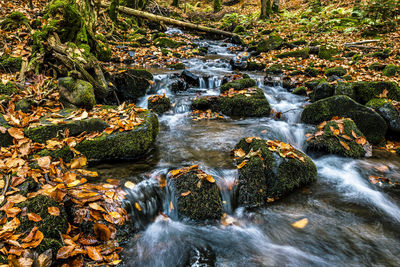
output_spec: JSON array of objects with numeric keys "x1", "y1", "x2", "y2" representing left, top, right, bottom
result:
[
  {"x1": 0, "y1": 11, "x2": 29, "y2": 31},
  {"x1": 0, "y1": 114, "x2": 13, "y2": 147},
  {"x1": 168, "y1": 63, "x2": 186, "y2": 70},
  {"x1": 311, "y1": 81, "x2": 334, "y2": 102},
  {"x1": 382, "y1": 64, "x2": 400, "y2": 77},
  {"x1": 368, "y1": 49, "x2": 391, "y2": 60},
  {"x1": 368, "y1": 62, "x2": 387, "y2": 71},
  {"x1": 16, "y1": 195, "x2": 67, "y2": 256},
  {"x1": 153, "y1": 37, "x2": 184, "y2": 48},
  {"x1": 290, "y1": 39, "x2": 307, "y2": 46},
  {"x1": 301, "y1": 95, "x2": 387, "y2": 144},
  {"x1": 318, "y1": 45, "x2": 338, "y2": 60},
  {"x1": 256, "y1": 33, "x2": 284, "y2": 53},
  {"x1": 324, "y1": 66, "x2": 347, "y2": 77},
  {"x1": 220, "y1": 78, "x2": 256, "y2": 93},
  {"x1": 234, "y1": 138, "x2": 317, "y2": 206},
  {"x1": 265, "y1": 64, "x2": 283, "y2": 75},
  {"x1": 304, "y1": 67, "x2": 319, "y2": 77},
  {"x1": 24, "y1": 110, "x2": 108, "y2": 144},
  {"x1": 0, "y1": 55, "x2": 22, "y2": 73},
  {"x1": 148, "y1": 96, "x2": 171, "y2": 114},
  {"x1": 305, "y1": 78, "x2": 327, "y2": 91},
  {"x1": 112, "y1": 69, "x2": 153, "y2": 102},
  {"x1": 37, "y1": 111, "x2": 159, "y2": 162},
  {"x1": 0, "y1": 81, "x2": 18, "y2": 95},
  {"x1": 307, "y1": 119, "x2": 367, "y2": 158},
  {"x1": 366, "y1": 98, "x2": 400, "y2": 134},
  {"x1": 168, "y1": 170, "x2": 222, "y2": 220},
  {"x1": 246, "y1": 62, "x2": 266, "y2": 71},
  {"x1": 276, "y1": 48, "x2": 310, "y2": 59},
  {"x1": 161, "y1": 48, "x2": 171, "y2": 56},
  {"x1": 233, "y1": 25, "x2": 246, "y2": 34},
  {"x1": 292, "y1": 86, "x2": 307, "y2": 96},
  {"x1": 192, "y1": 88, "x2": 270, "y2": 117},
  {"x1": 58, "y1": 77, "x2": 96, "y2": 110}
]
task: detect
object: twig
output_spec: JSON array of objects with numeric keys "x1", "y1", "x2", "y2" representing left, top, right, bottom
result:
[{"x1": 1, "y1": 174, "x2": 10, "y2": 196}]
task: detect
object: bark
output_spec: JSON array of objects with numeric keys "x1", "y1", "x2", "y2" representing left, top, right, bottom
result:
[
  {"x1": 272, "y1": 0, "x2": 279, "y2": 12},
  {"x1": 260, "y1": 0, "x2": 271, "y2": 19},
  {"x1": 100, "y1": 2, "x2": 236, "y2": 37},
  {"x1": 214, "y1": 0, "x2": 222, "y2": 13}
]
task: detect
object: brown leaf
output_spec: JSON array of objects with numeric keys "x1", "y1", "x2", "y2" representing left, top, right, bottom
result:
[
  {"x1": 233, "y1": 148, "x2": 246, "y2": 158},
  {"x1": 8, "y1": 127, "x2": 24, "y2": 140},
  {"x1": 27, "y1": 213, "x2": 42, "y2": 222},
  {"x1": 70, "y1": 156, "x2": 87, "y2": 169},
  {"x1": 22, "y1": 229, "x2": 44, "y2": 248},
  {"x1": 56, "y1": 246, "x2": 75, "y2": 259},
  {"x1": 355, "y1": 136, "x2": 367, "y2": 146},
  {"x1": 22, "y1": 226, "x2": 39, "y2": 243},
  {"x1": 124, "y1": 181, "x2": 136, "y2": 189},
  {"x1": 135, "y1": 202, "x2": 142, "y2": 211},
  {"x1": 340, "y1": 141, "x2": 350, "y2": 151},
  {"x1": 37, "y1": 249, "x2": 52, "y2": 267},
  {"x1": 48, "y1": 207, "x2": 60, "y2": 216},
  {"x1": 237, "y1": 160, "x2": 248, "y2": 169},
  {"x1": 93, "y1": 223, "x2": 111, "y2": 241},
  {"x1": 291, "y1": 218, "x2": 308, "y2": 229},
  {"x1": 89, "y1": 203, "x2": 106, "y2": 213},
  {"x1": 37, "y1": 156, "x2": 51, "y2": 169},
  {"x1": 206, "y1": 175, "x2": 215, "y2": 183},
  {"x1": 180, "y1": 190, "x2": 191, "y2": 197},
  {"x1": 333, "y1": 129, "x2": 340, "y2": 136},
  {"x1": 5, "y1": 207, "x2": 21, "y2": 218},
  {"x1": 351, "y1": 130, "x2": 358, "y2": 139},
  {"x1": 86, "y1": 246, "x2": 103, "y2": 261}
]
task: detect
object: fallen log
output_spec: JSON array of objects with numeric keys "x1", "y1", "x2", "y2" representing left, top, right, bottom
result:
[
  {"x1": 344, "y1": 40, "x2": 379, "y2": 47},
  {"x1": 100, "y1": 2, "x2": 236, "y2": 37}
]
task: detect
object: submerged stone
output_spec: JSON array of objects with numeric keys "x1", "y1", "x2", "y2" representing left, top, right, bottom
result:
[
  {"x1": 301, "y1": 95, "x2": 387, "y2": 144},
  {"x1": 234, "y1": 138, "x2": 317, "y2": 207}
]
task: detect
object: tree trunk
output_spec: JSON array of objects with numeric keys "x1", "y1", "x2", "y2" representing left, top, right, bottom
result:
[
  {"x1": 100, "y1": 2, "x2": 236, "y2": 37},
  {"x1": 260, "y1": 0, "x2": 271, "y2": 19},
  {"x1": 214, "y1": 0, "x2": 222, "y2": 13},
  {"x1": 172, "y1": 0, "x2": 179, "y2": 7},
  {"x1": 272, "y1": 0, "x2": 279, "y2": 12}
]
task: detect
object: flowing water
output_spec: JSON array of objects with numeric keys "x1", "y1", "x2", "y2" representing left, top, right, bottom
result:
[{"x1": 93, "y1": 33, "x2": 400, "y2": 266}]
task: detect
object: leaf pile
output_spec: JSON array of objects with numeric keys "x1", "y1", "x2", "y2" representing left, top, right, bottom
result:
[
  {"x1": 191, "y1": 109, "x2": 224, "y2": 121},
  {"x1": 169, "y1": 164, "x2": 215, "y2": 187},
  {"x1": 147, "y1": 93, "x2": 167, "y2": 103},
  {"x1": 220, "y1": 87, "x2": 258, "y2": 98},
  {"x1": 266, "y1": 140, "x2": 305, "y2": 162}
]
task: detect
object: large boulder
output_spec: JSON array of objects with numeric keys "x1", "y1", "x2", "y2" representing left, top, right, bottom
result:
[
  {"x1": 220, "y1": 78, "x2": 256, "y2": 93},
  {"x1": 301, "y1": 95, "x2": 387, "y2": 144},
  {"x1": 37, "y1": 110, "x2": 159, "y2": 162},
  {"x1": 233, "y1": 137, "x2": 317, "y2": 207},
  {"x1": 310, "y1": 80, "x2": 335, "y2": 102},
  {"x1": 334, "y1": 81, "x2": 400, "y2": 105},
  {"x1": 307, "y1": 118, "x2": 369, "y2": 158},
  {"x1": 58, "y1": 77, "x2": 96, "y2": 110},
  {"x1": 192, "y1": 88, "x2": 270, "y2": 117},
  {"x1": 112, "y1": 69, "x2": 153, "y2": 103},
  {"x1": 181, "y1": 70, "x2": 200, "y2": 87},
  {"x1": 167, "y1": 166, "x2": 222, "y2": 220},
  {"x1": 366, "y1": 98, "x2": 400, "y2": 135}
]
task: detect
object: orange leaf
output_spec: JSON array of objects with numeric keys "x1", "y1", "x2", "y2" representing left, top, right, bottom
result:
[
  {"x1": 340, "y1": 141, "x2": 350, "y2": 151},
  {"x1": 22, "y1": 226, "x2": 38, "y2": 243},
  {"x1": 5, "y1": 207, "x2": 21, "y2": 218},
  {"x1": 291, "y1": 218, "x2": 308, "y2": 229},
  {"x1": 237, "y1": 160, "x2": 248, "y2": 169},
  {"x1": 355, "y1": 136, "x2": 367, "y2": 146},
  {"x1": 180, "y1": 190, "x2": 191, "y2": 197},
  {"x1": 8, "y1": 128, "x2": 24, "y2": 140},
  {"x1": 233, "y1": 148, "x2": 246, "y2": 158},
  {"x1": 206, "y1": 175, "x2": 215, "y2": 183},
  {"x1": 333, "y1": 129, "x2": 340, "y2": 136},
  {"x1": 22, "y1": 230, "x2": 43, "y2": 248},
  {"x1": 57, "y1": 246, "x2": 75, "y2": 259},
  {"x1": 93, "y1": 223, "x2": 111, "y2": 241},
  {"x1": 86, "y1": 246, "x2": 103, "y2": 261},
  {"x1": 135, "y1": 202, "x2": 142, "y2": 211},
  {"x1": 352, "y1": 130, "x2": 358, "y2": 139},
  {"x1": 48, "y1": 207, "x2": 60, "y2": 216},
  {"x1": 27, "y1": 213, "x2": 42, "y2": 222}
]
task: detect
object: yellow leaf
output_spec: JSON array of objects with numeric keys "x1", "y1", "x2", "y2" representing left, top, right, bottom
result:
[
  {"x1": 206, "y1": 175, "x2": 215, "y2": 183},
  {"x1": 181, "y1": 190, "x2": 191, "y2": 197},
  {"x1": 340, "y1": 141, "x2": 350, "y2": 151},
  {"x1": 135, "y1": 202, "x2": 142, "y2": 211},
  {"x1": 237, "y1": 160, "x2": 248, "y2": 169},
  {"x1": 291, "y1": 218, "x2": 308, "y2": 229},
  {"x1": 124, "y1": 181, "x2": 136, "y2": 189}
]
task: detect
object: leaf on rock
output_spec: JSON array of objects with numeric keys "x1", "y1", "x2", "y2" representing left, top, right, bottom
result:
[
  {"x1": 48, "y1": 207, "x2": 60, "y2": 216},
  {"x1": 93, "y1": 223, "x2": 111, "y2": 241},
  {"x1": 27, "y1": 213, "x2": 42, "y2": 222},
  {"x1": 180, "y1": 190, "x2": 191, "y2": 197},
  {"x1": 237, "y1": 160, "x2": 248, "y2": 169},
  {"x1": 340, "y1": 141, "x2": 350, "y2": 151}
]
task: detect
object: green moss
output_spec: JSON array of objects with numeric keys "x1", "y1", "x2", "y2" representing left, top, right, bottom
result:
[
  {"x1": 368, "y1": 62, "x2": 386, "y2": 71},
  {"x1": 25, "y1": 116, "x2": 108, "y2": 144},
  {"x1": 58, "y1": 77, "x2": 96, "y2": 109},
  {"x1": 368, "y1": 49, "x2": 391, "y2": 59},
  {"x1": 37, "y1": 111, "x2": 159, "y2": 162},
  {"x1": 0, "y1": 55, "x2": 22, "y2": 73},
  {"x1": 353, "y1": 81, "x2": 400, "y2": 104},
  {"x1": 153, "y1": 37, "x2": 184, "y2": 48},
  {"x1": 0, "y1": 114, "x2": 13, "y2": 147},
  {"x1": 307, "y1": 119, "x2": 366, "y2": 158},
  {"x1": 168, "y1": 63, "x2": 186, "y2": 70},
  {"x1": 0, "y1": 11, "x2": 29, "y2": 31},
  {"x1": 265, "y1": 64, "x2": 283, "y2": 75},
  {"x1": 256, "y1": 33, "x2": 284, "y2": 53},
  {"x1": 318, "y1": 45, "x2": 338, "y2": 60},
  {"x1": 382, "y1": 64, "x2": 400, "y2": 77},
  {"x1": 247, "y1": 62, "x2": 265, "y2": 71},
  {"x1": 95, "y1": 42, "x2": 112, "y2": 62},
  {"x1": 220, "y1": 78, "x2": 256, "y2": 93},
  {"x1": 233, "y1": 25, "x2": 246, "y2": 34},
  {"x1": 305, "y1": 78, "x2": 327, "y2": 91},
  {"x1": 365, "y1": 98, "x2": 390, "y2": 109},
  {"x1": 0, "y1": 81, "x2": 18, "y2": 95},
  {"x1": 304, "y1": 67, "x2": 319, "y2": 77},
  {"x1": 301, "y1": 95, "x2": 387, "y2": 144},
  {"x1": 325, "y1": 66, "x2": 347, "y2": 77},
  {"x1": 335, "y1": 82, "x2": 356, "y2": 99},
  {"x1": 276, "y1": 48, "x2": 310, "y2": 59},
  {"x1": 293, "y1": 86, "x2": 307, "y2": 96},
  {"x1": 161, "y1": 48, "x2": 171, "y2": 56},
  {"x1": 170, "y1": 171, "x2": 222, "y2": 220},
  {"x1": 148, "y1": 96, "x2": 171, "y2": 114},
  {"x1": 290, "y1": 39, "x2": 307, "y2": 46},
  {"x1": 235, "y1": 138, "x2": 317, "y2": 203}
]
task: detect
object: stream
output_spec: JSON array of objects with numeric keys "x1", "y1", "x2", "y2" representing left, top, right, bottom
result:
[{"x1": 93, "y1": 32, "x2": 400, "y2": 266}]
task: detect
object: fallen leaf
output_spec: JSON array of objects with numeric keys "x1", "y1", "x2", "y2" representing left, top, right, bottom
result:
[
  {"x1": 180, "y1": 190, "x2": 191, "y2": 197},
  {"x1": 48, "y1": 207, "x2": 60, "y2": 216},
  {"x1": 340, "y1": 141, "x2": 350, "y2": 151},
  {"x1": 86, "y1": 246, "x2": 103, "y2": 261},
  {"x1": 8, "y1": 128, "x2": 24, "y2": 140},
  {"x1": 93, "y1": 223, "x2": 111, "y2": 241},
  {"x1": 237, "y1": 160, "x2": 248, "y2": 169},
  {"x1": 56, "y1": 246, "x2": 75, "y2": 259},
  {"x1": 291, "y1": 218, "x2": 308, "y2": 229},
  {"x1": 27, "y1": 213, "x2": 42, "y2": 222},
  {"x1": 135, "y1": 202, "x2": 142, "y2": 211},
  {"x1": 124, "y1": 181, "x2": 136, "y2": 189}
]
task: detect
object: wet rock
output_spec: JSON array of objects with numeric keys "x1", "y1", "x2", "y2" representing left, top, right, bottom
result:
[
  {"x1": 334, "y1": 81, "x2": 400, "y2": 104},
  {"x1": 301, "y1": 95, "x2": 387, "y2": 144},
  {"x1": 304, "y1": 67, "x2": 319, "y2": 77},
  {"x1": 276, "y1": 48, "x2": 310, "y2": 59},
  {"x1": 282, "y1": 76, "x2": 296, "y2": 90},
  {"x1": 168, "y1": 168, "x2": 223, "y2": 220},
  {"x1": 111, "y1": 69, "x2": 153, "y2": 103},
  {"x1": 148, "y1": 95, "x2": 171, "y2": 114},
  {"x1": 0, "y1": 114, "x2": 13, "y2": 147},
  {"x1": 186, "y1": 244, "x2": 216, "y2": 267},
  {"x1": 311, "y1": 80, "x2": 334, "y2": 102},
  {"x1": 234, "y1": 138, "x2": 317, "y2": 207},
  {"x1": 230, "y1": 52, "x2": 250, "y2": 70},
  {"x1": 382, "y1": 64, "x2": 400, "y2": 77},
  {"x1": 169, "y1": 63, "x2": 186, "y2": 70},
  {"x1": 265, "y1": 64, "x2": 284, "y2": 75},
  {"x1": 307, "y1": 118, "x2": 368, "y2": 158},
  {"x1": 192, "y1": 88, "x2": 270, "y2": 117},
  {"x1": 15, "y1": 99, "x2": 34, "y2": 113},
  {"x1": 37, "y1": 110, "x2": 159, "y2": 162},
  {"x1": 181, "y1": 70, "x2": 200, "y2": 87},
  {"x1": 24, "y1": 109, "x2": 108, "y2": 144},
  {"x1": 366, "y1": 98, "x2": 400, "y2": 135},
  {"x1": 153, "y1": 37, "x2": 184, "y2": 48},
  {"x1": 368, "y1": 49, "x2": 391, "y2": 60},
  {"x1": 324, "y1": 66, "x2": 347, "y2": 77},
  {"x1": 264, "y1": 75, "x2": 281, "y2": 87},
  {"x1": 16, "y1": 195, "x2": 68, "y2": 256},
  {"x1": 292, "y1": 86, "x2": 307, "y2": 96},
  {"x1": 58, "y1": 77, "x2": 96, "y2": 110},
  {"x1": 220, "y1": 78, "x2": 256, "y2": 93},
  {"x1": 246, "y1": 62, "x2": 266, "y2": 71},
  {"x1": 170, "y1": 78, "x2": 189, "y2": 93},
  {"x1": 231, "y1": 35, "x2": 244, "y2": 46}
]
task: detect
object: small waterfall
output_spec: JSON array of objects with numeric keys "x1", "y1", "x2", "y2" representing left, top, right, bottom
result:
[{"x1": 199, "y1": 77, "x2": 206, "y2": 89}]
